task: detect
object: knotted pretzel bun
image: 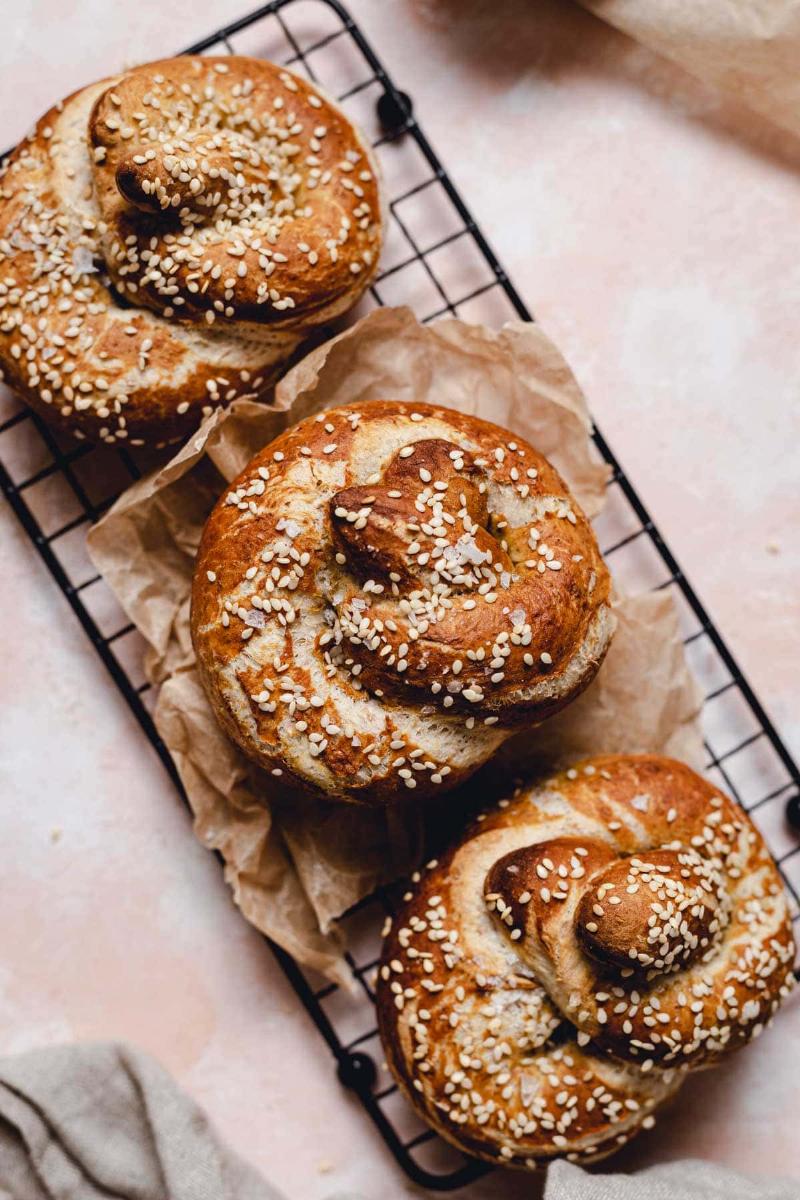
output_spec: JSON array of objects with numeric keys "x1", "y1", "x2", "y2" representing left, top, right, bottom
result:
[
  {"x1": 377, "y1": 755, "x2": 795, "y2": 1167},
  {"x1": 0, "y1": 56, "x2": 382, "y2": 446},
  {"x1": 192, "y1": 400, "x2": 613, "y2": 805}
]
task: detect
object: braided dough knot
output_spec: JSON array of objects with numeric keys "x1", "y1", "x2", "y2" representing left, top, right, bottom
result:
[
  {"x1": 192, "y1": 401, "x2": 614, "y2": 804},
  {"x1": 377, "y1": 756, "x2": 795, "y2": 1166},
  {"x1": 91, "y1": 58, "x2": 381, "y2": 331},
  {"x1": 0, "y1": 56, "x2": 381, "y2": 445},
  {"x1": 573, "y1": 845, "x2": 726, "y2": 972},
  {"x1": 112, "y1": 125, "x2": 278, "y2": 215}
]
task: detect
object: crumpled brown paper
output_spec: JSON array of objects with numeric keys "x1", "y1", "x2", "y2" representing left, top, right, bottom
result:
[
  {"x1": 88, "y1": 307, "x2": 703, "y2": 983},
  {"x1": 578, "y1": 0, "x2": 800, "y2": 139}
]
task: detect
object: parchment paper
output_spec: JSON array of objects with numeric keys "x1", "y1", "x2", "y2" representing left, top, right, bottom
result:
[
  {"x1": 88, "y1": 307, "x2": 703, "y2": 983},
  {"x1": 578, "y1": 0, "x2": 800, "y2": 138}
]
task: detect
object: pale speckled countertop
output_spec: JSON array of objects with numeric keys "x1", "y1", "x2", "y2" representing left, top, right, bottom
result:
[{"x1": 1, "y1": 0, "x2": 799, "y2": 1194}]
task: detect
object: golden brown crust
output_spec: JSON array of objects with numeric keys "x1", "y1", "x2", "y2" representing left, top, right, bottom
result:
[
  {"x1": 89, "y1": 56, "x2": 381, "y2": 329},
  {"x1": 376, "y1": 755, "x2": 796, "y2": 1168},
  {"x1": 190, "y1": 400, "x2": 614, "y2": 805},
  {"x1": 0, "y1": 57, "x2": 382, "y2": 446}
]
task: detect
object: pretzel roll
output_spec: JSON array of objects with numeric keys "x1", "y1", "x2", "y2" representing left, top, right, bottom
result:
[
  {"x1": 191, "y1": 401, "x2": 613, "y2": 805},
  {"x1": 377, "y1": 756, "x2": 795, "y2": 1167},
  {"x1": 0, "y1": 57, "x2": 382, "y2": 446}
]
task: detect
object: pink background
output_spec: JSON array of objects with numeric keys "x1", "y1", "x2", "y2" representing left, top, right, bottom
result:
[{"x1": 1, "y1": 0, "x2": 798, "y2": 1193}]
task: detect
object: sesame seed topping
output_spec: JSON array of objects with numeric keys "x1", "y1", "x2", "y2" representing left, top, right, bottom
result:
[
  {"x1": 0, "y1": 58, "x2": 382, "y2": 443},
  {"x1": 374, "y1": 752, "x2": 795, "y2": 1167}
]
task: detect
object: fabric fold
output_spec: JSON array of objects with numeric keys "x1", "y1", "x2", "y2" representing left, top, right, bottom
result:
[{"x1": 0, "y1": 1043, "x2": 280, "y2": 1200}]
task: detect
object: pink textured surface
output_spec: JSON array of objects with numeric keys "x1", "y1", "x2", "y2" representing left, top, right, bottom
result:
[{"x1": 0, "y1": 0, "x2": 798, "y2": 1192}]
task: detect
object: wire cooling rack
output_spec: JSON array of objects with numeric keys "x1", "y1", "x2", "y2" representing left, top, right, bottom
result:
[{"x1": 1, "y1": 0, "x2": 798, "y2": 1190}]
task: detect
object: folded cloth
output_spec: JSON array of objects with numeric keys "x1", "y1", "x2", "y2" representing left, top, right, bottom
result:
[
  {"x1": 0, "y1": 1042, "x2": 280, "y2": 1200},
  {"x1": 545, "y1": 1158, "x2": 798, "y2": 1200},
  {"x1": 0, "y1": 1041, "x2": 795, "y2": 1200},
  {"x1": 576, "y1": 1, "x2": 800, "y2": 141}
]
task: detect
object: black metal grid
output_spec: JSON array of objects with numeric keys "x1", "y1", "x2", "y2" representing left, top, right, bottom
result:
[{"x1": 1, "y1": 0, "x2": 798, "y2": 1191}]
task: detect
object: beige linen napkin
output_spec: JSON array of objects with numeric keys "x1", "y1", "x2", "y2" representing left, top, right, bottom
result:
[
  {"x1": 577, "y1": 0, "x2": 800, "y2": 138},
  {"x1": 545, "y1": 1158, "x2": 798, "y2": 1199},
  {"x1": 0, "y1": 1042, "x2": 278, "y2": 1200}
]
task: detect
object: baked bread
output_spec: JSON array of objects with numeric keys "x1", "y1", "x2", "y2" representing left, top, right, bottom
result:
[
  {"x1": 376, "y1": 755, "x2": 795, "y2": 1167},
  {"x1": 191, "y1": 400, "x2": 614, "y2": 804},
  {"x1": 0, "y1": 56, "x2": 382, "y2": 446}
]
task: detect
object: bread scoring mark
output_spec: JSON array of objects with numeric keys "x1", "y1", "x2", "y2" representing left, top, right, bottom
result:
[
  {"x1": 192, "y1": 401, "x2": 614, "y2": 805},
  {"x1": 376, "y1": 755, "x2": 796, "y2": 1167}
]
